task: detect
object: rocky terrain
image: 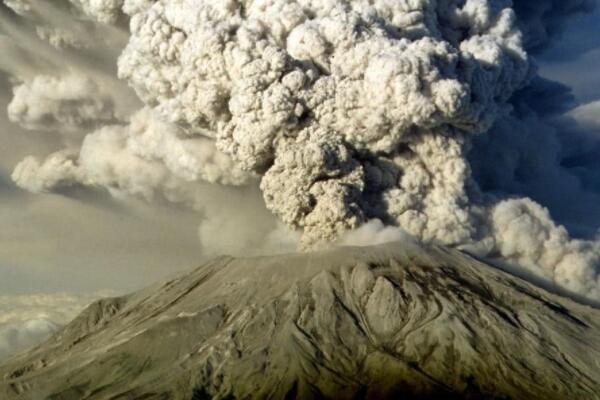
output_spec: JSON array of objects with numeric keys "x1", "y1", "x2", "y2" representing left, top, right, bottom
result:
[{"x1": 1, "y1": 241, "x2": 599, "y2": 399}]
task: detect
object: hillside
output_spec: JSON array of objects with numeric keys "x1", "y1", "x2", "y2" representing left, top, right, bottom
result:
[{"x1": 2, "y1": 242, "x2": 600, "y2": 399}]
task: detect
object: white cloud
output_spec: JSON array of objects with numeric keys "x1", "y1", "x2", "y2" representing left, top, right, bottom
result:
[
  {"x1": 0, "y1": 319, "x2": 59, "y2": 361},
  {"x1": 0, "y1": 292, "x2": 103, "y2": 361},
  {"x1": 571, "y1": 100, "x2": 600, "y2": 131},
  {"x1": 0, "y1": 0, "x2": 599, "y2": 306},
  {"x1": 339, "y1": 220, "x2": 417, "y2": 248}
]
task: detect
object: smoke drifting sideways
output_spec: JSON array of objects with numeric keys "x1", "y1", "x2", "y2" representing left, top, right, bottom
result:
[
  {"x1": 2, "y1": 0, "x2": 600, "y2": 300},
  {"x1": 0, "y1": 0, "x2": 293, "y2": 257}
]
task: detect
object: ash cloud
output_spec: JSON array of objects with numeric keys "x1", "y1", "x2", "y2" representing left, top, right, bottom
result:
[
  {"x1": 8, "y1": 75, "x2": 120, "y2": 133},
  {"x1": 117, "y1": 0, "x2": 531, "y2": 250},
  {"x1": 4, "y1": 0, "x2": 600, "y2": 300}
]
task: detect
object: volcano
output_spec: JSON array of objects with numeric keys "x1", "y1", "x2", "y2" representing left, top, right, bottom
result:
[{"x1": 2, "y1": 242, "x2": 599, "y2": 399}]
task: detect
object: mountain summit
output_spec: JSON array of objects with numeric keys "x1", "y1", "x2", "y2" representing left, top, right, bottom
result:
[{"x1": 2, "y1": 242, "x2": 599, "y2": 399}]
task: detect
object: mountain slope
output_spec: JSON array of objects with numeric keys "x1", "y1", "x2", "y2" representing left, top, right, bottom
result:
[{"x1": 1, "y1": 242, "x2": 600, "y2": 399}]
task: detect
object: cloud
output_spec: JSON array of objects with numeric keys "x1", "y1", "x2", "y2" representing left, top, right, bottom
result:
[
  {"x1": 0, "y1": 319, "x2": 59, "y2": 361},
  {"x1": 4, "y1": 0, "x2": 125, "y2": 28},
  {"x1": 2, "y1": 0, "x2": 600, "y2": 302},
  {"x1": 570, "y1": 100, "x2": 600, "y2": 131},
  {"x1": 76, "y1": 0, "x2": 125, "y2": 25},
  {"x1": 512, "y1": 0, "x2": 596, "y2": 53},
  {"x1": 0, "y1": 293, "x2": 95, "y2": 326},
  {"x1": 339, "y1": 220, "x2": 417, "y2": 248},
  {"x1": 116, "y1": 0, "x2": 531, "y2": 248},
  {"x1": 541, "y1": 47, "x2": 600, "y2": 103},
  {"x1": 0, "y1": 292, "x2": 100, "y2": 361},
  {"x1": 491, "y1": 199, "x2": 600, "y2": 298},
  {"x1": 8, "y1": 74, "x2": 120, "y2": 133},
  {"x1": 11, "y1": 151, "x2": 81, "y2": 193}
]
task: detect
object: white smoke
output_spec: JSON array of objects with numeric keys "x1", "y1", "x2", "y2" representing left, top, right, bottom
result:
[
  {"x1": 3, "y1": 0, "x2": 83, "y2": 49},
  {"x1": 4, "y1": 0, "x2": 124, "y2": 25},
  {"x1": 340, "y1": 219, "x2": 417, "y2": 248},
  {"x1": 4, "y1": 0, "x2": 600, "y2": 300},
  {"x1": 76, "y1": 0, "x2": 125, "y2": 25},
  {"x1": 12, "y1": 151, "x2": 81, "y2": 193},
  {"x1": 491, "y1": 199, "x2": 600, "y2": 298},
  {"x1": 571, "y1": 100, "x2": 600, "y2": 131},
  {"x1": 13, "y1": 107, "x2": 252, "y2": 193},
  {"x1": 2, "y1": 0, "x2": 128, "y2": 50},
  {"x1": 8, "y1": 74, "x2": 120, "y2": 133}
]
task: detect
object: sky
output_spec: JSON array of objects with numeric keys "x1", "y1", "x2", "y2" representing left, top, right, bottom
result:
[
  {"x1": 1, "y1": 1, "x2": 600, "y2": 360},
  {"x1": 0, "y1": 70, "x2": 209, "y2": 358},
  {"x1": 539, "y1": 6, "x2": 600, "y2": 104},
  {"x1": 0, "y1": 92, "x2": 208, "y2": 296}
]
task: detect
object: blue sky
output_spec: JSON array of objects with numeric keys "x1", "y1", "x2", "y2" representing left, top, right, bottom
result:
[{"x1": 540, "y1": 6, "x2": 600, "y2": 103}]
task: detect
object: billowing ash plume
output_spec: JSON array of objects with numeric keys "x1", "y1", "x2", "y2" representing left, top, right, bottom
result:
[
  {"x1": 117, "y1": 0, "x2": 531, "y2": 249},
  {"x1": 8, "y1": 75, "x2": 119, "y2": 132},
  {"x1": 3, "y1": 0, "x2": 600, "y2": 299},
  {"x1": 5, "y1": 0, "x2": 124, "y2": 24},
  {"x1": 13, "y1": 108, "x2": 251, "y2": 194},
  {"x1": 2, "y1": 0, "x2": 128, "y2": 50}
]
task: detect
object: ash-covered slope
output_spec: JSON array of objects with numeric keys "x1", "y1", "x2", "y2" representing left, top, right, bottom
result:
[{"x1": 2, "y1": 242, "x2": 600, "y2": 400}]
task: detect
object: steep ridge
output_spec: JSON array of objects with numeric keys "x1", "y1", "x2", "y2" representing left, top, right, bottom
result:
[{"x1": 1, "y1": 242, "x2": 599, "y2": 399}]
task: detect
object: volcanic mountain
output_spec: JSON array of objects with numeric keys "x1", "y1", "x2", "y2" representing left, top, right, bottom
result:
[{"x1": 1, "y1": 242, "x2": 599, "y2": 399}]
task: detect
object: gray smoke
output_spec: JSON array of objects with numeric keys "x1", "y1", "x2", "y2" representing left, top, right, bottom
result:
[
  {"x1": 512, "y1": 0, "x2": 596, "y2": 53},
  {"x1": 8, "y1": 75, "x2": 120, "y2": 133},
  {"x1": 3, "y1": 0, "x2": 600, "y2": 299},
  {"x1": 117, "y1": 0, "x2": 532, "y2": 250}
]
